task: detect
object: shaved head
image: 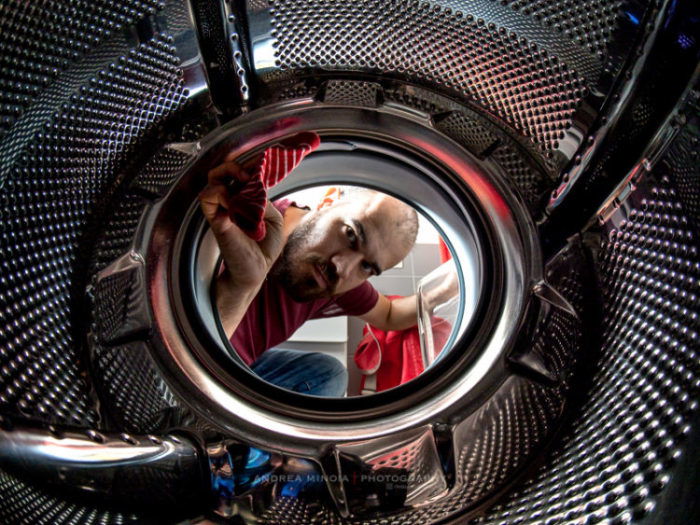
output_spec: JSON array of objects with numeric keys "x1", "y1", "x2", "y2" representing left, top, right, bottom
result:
[{"x1": 352, "y1": 189, "x2": 418, "y2": 268}]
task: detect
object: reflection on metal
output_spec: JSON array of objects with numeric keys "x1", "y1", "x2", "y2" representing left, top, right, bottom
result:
[
  {"x1": 595, "y1": 161, "x2": 647, "y2": 227},
  {"x1": 337, "y1": 426, "x2": 448, "y2": 510},
  {"x1": 417, "y1": 260, "x2": 461, "y2": 369},
  {"x1": 0, "y1": 422, "x2": 204, "y2": 507},
  {"x1": 542, "y1": 0, "x2": 700, "y2": 261},
  {"x1": 162, "y1": 0, "x2": 211, "y2": 101},
  {"x1": 247, "y1": 0, "x2": 629, "y2": 174},
  {"x1": 546, "y1": 0, "x2": 674, "y2": 214},
  {"x1": 508, "y1": 253, "x2": 586, "y2": 387},
  {"x1": 247, "y1": 3, "x2": 276, "y2": 75},
  {"x1": 223, "y1": 2, "x2": 251, "y2": 104},
  {"x1": 95, "y1": 251, "x2": 150, "y2": 345},
  {"x1": 189, "y1": 0, "x2": 249, "y2": 116},
  {"x1": 319, "y1": 449, "x2": 350, "y2": 517},
  {"x1": 532, "y1": 280, "x2": 578, "y2": 320},
  {"x1": 380, "y1": 83, "x2": 554, "y2": 212},
  {"x1": 0, "y1": 0, "x2": 697, "y2": 521},
  {"x1": 595, "y1": 85, "x2": 692, "y2": 227},
  {"x1": 508, "y1": 350, "x2": 561, "y2": 386},
  {"x1": 195, "y1": 228, "x2": 238, "y2": 363},
  {"x1": 166, "y1": 141, "x2": 203, "y2": 156},
  {"x1": 448, "y1": 375, "x2": 567, "y2": 506},
  {"x1": 208, "y1": 441, "x2": 239, "y2": 518}
]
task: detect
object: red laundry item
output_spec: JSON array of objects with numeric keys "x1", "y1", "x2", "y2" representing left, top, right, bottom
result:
[
  {"x1": 438, "y1": 237, "x2": 452, "y2": 263},
  {"x1": 354, "y1": 298, "x2": 452, "y2": 393},
  {"x1": 228, "y1": 131, "x2": 320, "y2": 241}
]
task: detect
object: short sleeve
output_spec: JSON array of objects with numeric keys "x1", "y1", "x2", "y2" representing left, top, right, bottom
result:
[
  {"x1": 272, "y1": 198, "x2": 310, "y2": 215},
  {"x1": 314, "y1": 281, "x2": 379, "y2": 318}
]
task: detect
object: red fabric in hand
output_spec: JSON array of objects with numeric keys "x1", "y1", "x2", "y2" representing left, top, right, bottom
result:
[{"x1": 228, "y1": 131, "x2": 320, "y2": 241}]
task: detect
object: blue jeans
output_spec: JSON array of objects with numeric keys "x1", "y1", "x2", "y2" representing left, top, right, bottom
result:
[{"x1": 251, "y1": 349, "x2": 347, "y2": 397}]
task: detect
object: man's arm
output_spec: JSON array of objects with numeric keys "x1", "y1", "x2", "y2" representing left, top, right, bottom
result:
[
  {"x1": 357, "y1": 262, "x2": 459, "y2": 331},
  {"x1": 199, "y1": 162, "x2": 284, "y2": 337},
  {"x1": 358, "y1": 294, "x2": 418, "y2": 332}
]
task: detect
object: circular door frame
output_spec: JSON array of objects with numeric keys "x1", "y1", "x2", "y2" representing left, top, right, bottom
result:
[{"x1": 140, "y1": 99, "x2": 542, "y2": 453}]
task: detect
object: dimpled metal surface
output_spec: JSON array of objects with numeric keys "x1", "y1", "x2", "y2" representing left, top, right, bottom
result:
[
  {"x1": 132, "y1": 148, "x2": 194, "y2": 197},
  {"x1": 0, "y1": 0, "x2": 193, "y2": 517},
  {"x1": 2, "y1": 0, "x2": 697, "y2": 522},
  {"x1": 381, "y1": 84, "x2": 551, "y2": 210},
  {"x1": 92, "y1": 341, "x2": 185, "y2": 433},
  {"x1": 91, "y1": 195, "x2": 150, "y2": 274},
  {"x1": 260, "y1": 496, "x2": 338, "y2": 524},
  {"x1": 263, "y1": 0, "x2": 603, "y2": 157},
  {"x1": 274, "y1": 81, "x2": 321, "y2": 102},
  {"x1": 0, "y1": 34, "x2": 187, "y2": 429},
  {"x1": 90, "y1": 148, "x2": 195, "y2": 278},
  {"x1": 435, "y1": 111, "x2": 499, "y2": 158},
  {"x1": 0, "y1": 0, "x2": 164, "y2": 139},
  {"x1": 445, "y1": 378, "x2": 567, "y2": 514},
  {"x1": 489, "y1": 144, "x2": 548, "y2": 211},
  {"x1": 323, "y1": 80, "x2": 381, "y2": 107},
  {"x1": 537, "y1": 242, "x2": 588, "y2": 378},
  {"x1": 373, "y1": 243, "x2": 587, "y2": 524},
  {"x1": 89, "y1": 252, "x2": 193, "y2": 432},
  {"x1": 86, "y1": 141, "x2": 204, "y2": 433},
  {"x1": 664, "y1": 90, "x2": 700, "y2": 232},
  {"x1": 482, "y1": 0, "x2": 623, "y2": 56},
  {"x1": 0, "y1": 468, "x2": 140, "y2": 524},
  {"x1": 255, "y1": 382, "x2": 569, "y2": 524},
  {"x1": 469, "y1": 176, "x2": 700, "y2": 523}
]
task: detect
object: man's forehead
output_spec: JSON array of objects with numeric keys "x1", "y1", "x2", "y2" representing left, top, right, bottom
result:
[
  {"x1": 337, "y1": 197, "x2": 405, "y2": 268},
  {"x1": 343, "y1": 194, "x2": 393, "y2": 218},
  {"x1": 336, "y1": 198, "x2": 392, "y2": 231}
]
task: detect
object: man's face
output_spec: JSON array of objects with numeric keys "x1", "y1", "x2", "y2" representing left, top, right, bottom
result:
[{"x1": 271, "y1": 195, "x2": 409, "y2": 302}]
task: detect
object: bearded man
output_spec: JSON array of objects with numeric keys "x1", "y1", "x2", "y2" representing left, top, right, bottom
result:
[{"x1": 199, "y1": 160, "x2": 420, "y2": 396}]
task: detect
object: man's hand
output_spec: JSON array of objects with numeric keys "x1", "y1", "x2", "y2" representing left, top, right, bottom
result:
[{"x1": 198, "y1": 161, "x2": 285, "y2": 335}]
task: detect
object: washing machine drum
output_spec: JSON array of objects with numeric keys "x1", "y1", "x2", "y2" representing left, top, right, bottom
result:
[{"x1": 0, "y1": 0, "x2": 698, "y2": 524}]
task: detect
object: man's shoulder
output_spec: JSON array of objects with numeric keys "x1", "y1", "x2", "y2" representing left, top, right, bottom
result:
[{"x1": 318, "y1": 281, "x2": 379, "y2": 318}]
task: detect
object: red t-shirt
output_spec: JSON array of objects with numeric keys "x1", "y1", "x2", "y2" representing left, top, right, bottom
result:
[{"x1": 229, "y1": 199, "x2": 379, "y2": 365}]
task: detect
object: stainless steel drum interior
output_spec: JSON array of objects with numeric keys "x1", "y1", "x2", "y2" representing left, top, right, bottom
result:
[{"x1": 0, "y1": 0, "x2": 698, "y2": 524}]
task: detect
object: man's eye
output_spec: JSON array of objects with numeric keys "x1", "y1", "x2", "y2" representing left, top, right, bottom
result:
[
  {"x1": 345, "y1": 226, "x2": 358, "y2": 247},
  {"x1": 361, "y1": 261, "x2": 374, "y2": 274}
]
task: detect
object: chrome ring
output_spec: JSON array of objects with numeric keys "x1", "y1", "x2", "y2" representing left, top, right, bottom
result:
[{"x1": 142, "y1": 100, "x2": 540, "y2": 450}]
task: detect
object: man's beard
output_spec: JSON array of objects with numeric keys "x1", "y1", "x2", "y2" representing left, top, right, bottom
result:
[{"x1": 270, "y1": 216, "x2": 339, "y2": 302}]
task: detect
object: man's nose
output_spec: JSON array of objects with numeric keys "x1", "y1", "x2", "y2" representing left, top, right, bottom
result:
[{"x1": 330, "y1": 252, "x2": 363, "y2": 279}]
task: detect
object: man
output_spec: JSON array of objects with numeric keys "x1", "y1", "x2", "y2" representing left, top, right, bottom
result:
[{"x1": 199, "y1": 160, "x2": 420, "y2": 396}]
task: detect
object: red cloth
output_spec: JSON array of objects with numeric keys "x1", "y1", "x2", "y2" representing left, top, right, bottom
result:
[
  {"x1": 230, "y1": 199, "x2": 380, "y2": 366},
  {"x1": 228, "y1": 132, "x2": 320, "y2": 241},
  {"x1": 355, "y1": 326, "x2": 423, "y2": 391},
  {"x1": 354, "y1": 299, "x2": 452, "y2": 393},
  {"x1": 438, "y1": 238, "x2": 452, "y2": 263}
]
